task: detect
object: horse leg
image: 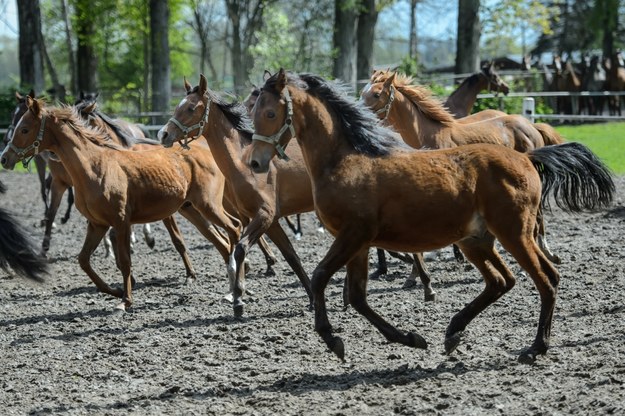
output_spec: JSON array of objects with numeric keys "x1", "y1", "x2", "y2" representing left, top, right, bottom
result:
[
  {"x1": 497, "y1": 233, "x2": 560, "y2": 364},
  {"x1": 257, "y1": 235, "x2": 278, "y2": 275},
  {"x1": 283, "y1": 216, "x2": 300, "y2": 240},
  {"x1": 142, "y1": 223, "x2": 156, "y2": 249},
  {"x1": 161, "y1": 215, "x2": 198, "y2": 284},
  {"x1": 296, "y1": 214, "x2": 303, "y2": 239},
  {"x1": 347, "y1": 248, "x2": 428, "y2": 350},
  {"x1": 452, "y1": 244, "x2": 464, "y2": 262},
  {"x1": 535, "y1": 208, "x2": 561, "y2": 264},
  {"x1": 78, "y1": 222, "x2": 123, "y2": 298},
  {"x1": 34, "y1": 155, "x2": 48, "y2": 226},
  {"x1": 265, "y1": 222, "x2": 313, "y2": 305},
  {"x1": 402, "y1": 253, "x2": 436, "y2": 301},
  {"x1": 102, "y1": 232, "x2": 114, "y2": 259},
  {"x1": 60, "y1": 186, "x2": 74, "y2": 224},
  {"x1": 41, "y1": 177, "x2": 67, "y2": 257},
  {"x1": 113, "y1": 225, "x2": 134, "y2": 311},
  {"x1": 445, "y1": 235, "x2": 516, "y2": 356},
  {"x1": 369, "y1": 248, "x2": 388, "y2": 279}
]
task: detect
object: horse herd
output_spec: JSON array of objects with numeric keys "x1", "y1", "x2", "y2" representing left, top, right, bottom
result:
[{"x1": 0, "y1": 67, "x2": 616, "y2": 365}]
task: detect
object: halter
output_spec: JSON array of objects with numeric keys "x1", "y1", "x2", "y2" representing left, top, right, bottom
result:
[
  {"x1": 251, "y1": 87, "x2": 294, "y2": 161},
  {"x1": 167, "y1": 95, "x2": 211, "y2": 149},
  {"x1": 376, "y1": 85, "x2": 395, "y2": 120},
  {"x1": 8, "y1": 115, "x2": 46, "y2": 168}
]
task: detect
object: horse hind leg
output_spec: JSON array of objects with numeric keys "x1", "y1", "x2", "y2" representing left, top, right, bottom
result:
[
  {"x1": 142, "y1": 223, "x2": 156, "y2": 249},
  {"x1": 347, "y1": 249, "x2": 428, "y2": 351},
  {"x1": 445, "y1": 236, "x2": 516, "y2": 356},
  {"x1": 41, "y1": 178, "x2": 68, "y2": 257},
  {"x1": 161, "y1": 215, "x2": 197, "y2": 283},
  {"x1": 78, "y1": 222, "x2": 123, "y2": 299},
  {"x1": 60, "y1": 186, "x2": 74, "y2": 224},
  {"x1": 535, "y1": 209, "x2": 561, "y2": 264}
]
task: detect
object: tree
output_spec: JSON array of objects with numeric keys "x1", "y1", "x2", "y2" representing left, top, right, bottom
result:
[
  {"x1": 189, "y1": 0, "x2": 220, "y2": 82},
  {"x1": 74, "y1": 0, "x2": 98, "y2": 93},
  {"x1": 455, "y1": 0, "x2": 481, "y2": 75},
  {"x1": 17, "y1": 0, "x2": 45, "y2": 92},
  {"x1": 60, "y1": 0, "x2": 77, "y2": 97},
  {"x1": 150, "y1": 0, "x2": 171, "y2": 124},
  {"x1": 356, "y1": 0, "x2": 379, "y2": 88},
  {"x1": 333, "y1": 0, "x2": 358, "y2": 86}
]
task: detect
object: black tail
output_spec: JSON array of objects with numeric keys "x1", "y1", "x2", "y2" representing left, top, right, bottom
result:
[
  {"x1": 529, "y1": 142, "x2": 615, "y2": 212},
  {"x1": 0, "y1": 181, "x2": 48, "y2": 282}
]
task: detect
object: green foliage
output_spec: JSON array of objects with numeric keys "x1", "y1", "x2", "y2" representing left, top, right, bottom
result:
[
  {"x1": 396, "y1": 56, "x2": 424, "y2": 78},
  {"x1": 0, "y1": 86, "x2": 19, "y2": 127}
]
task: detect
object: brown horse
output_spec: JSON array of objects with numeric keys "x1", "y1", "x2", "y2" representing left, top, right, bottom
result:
[
  {"x1": 158, "y1": 74, "x2": 315, "y2": 316},
  {"x1": 361, "y1": 70, "x2": 564, "y2": 264},
  {"x1": 1, "y1": 98, "x2": 241, "y2": 311},
  {"x1": 444, "y1": 61, "x2": 510, "y2": 118},
  {"x1": 248, "y1": 69, "x2": 614, "y2": 363},
  {"x1": 604, "y1": 51, "x2": 625, "y2": 116},
  {"x1": 553, "y1": 55, "x2": 582, "y2": 115}
]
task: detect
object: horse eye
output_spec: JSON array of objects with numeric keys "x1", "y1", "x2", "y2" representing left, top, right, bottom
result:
[
  {"x1": 374, "y1": 93, "x2": 381, "y2": 99},
  {"x1": 267, "y1": 110, "x2": 276, "y2": 119},
  {"x1": 21, "y1": 128, "x2": 28, "y2": 134}
]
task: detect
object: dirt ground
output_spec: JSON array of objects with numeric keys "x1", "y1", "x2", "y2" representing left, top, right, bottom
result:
[{"x1": 0, "y1": 169, "x2": 624, "y2": 415}]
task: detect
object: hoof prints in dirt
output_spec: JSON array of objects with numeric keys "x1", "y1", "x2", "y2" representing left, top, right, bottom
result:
[{"x1": 1, "y1": 171, "x2": 624, "y2": 415}]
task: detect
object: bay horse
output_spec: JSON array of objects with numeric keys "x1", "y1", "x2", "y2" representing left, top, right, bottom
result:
[
  {"x1": 553, "y1": 55, "x2": 582, "y2": 115},
  {"x1": 361, "y1": 70, "x2": 563, "y2": 264},
  {"x1": 248, "y1": 69, "x2": 614, "y2": 363},
  {"x1": 1, "y1": 98, "x2": 242, "y2": 311},
  {"x1": 158, "y1": 74, "x2": 318, "y2": 316},
  {"x1": 444, "y1": 61, "x2": 510, "y2": 118},
  {"x1": 0, "y1": 179, "x2": 48, "y2": 282},
  {"x1": 604, "y1": 51, "x2": 625, "y2": 116}
]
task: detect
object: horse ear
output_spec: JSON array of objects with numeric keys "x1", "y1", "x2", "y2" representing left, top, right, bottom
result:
[
  {"x1": 83, "y1": 101, "x2": 97, "y2": 114},
  {"x1": 26, "y1": 96, "x2": 42, "y2": 117},
  {"x1": 80, "y1": 90, "x2": 85, "y2": 100},
  {"x1": 15, "y1": 91, "x2": 23, "y2": 101},
  {"x1": 28, "y1": 89, "x2": 36, "y2": 99},
  {"x1": 199, "y1": 74, "x2": 208, "y2": 95},
  {"x1": 276, "y1": 68, "x2": 287, "y2": 91},
  {"x1": 263, "y1": 70, "x2": 272, "y2": 82},
  {"x1": 383, "y1": 72, "x2": 396, "y2": 88},
  {"x1": 183, "y1": 76, "x2": 192, "y2": 93}
]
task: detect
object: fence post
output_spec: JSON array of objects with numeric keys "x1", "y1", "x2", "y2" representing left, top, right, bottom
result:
[{"x1": 522, "y1": 97, "x2": 535, "y2": 123}]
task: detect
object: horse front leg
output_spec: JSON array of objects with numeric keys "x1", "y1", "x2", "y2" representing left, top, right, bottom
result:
[
  {"x1": 60, "y1": 187, "x2": 74, "y2": 224},
  {"x1": 41, "y1": 177, "x2": 69, "y2": 257},
  {"x1": 78, "y1": 222, "x2": 122, "y2": 299},
  {"x1": 34, "y1": 155, "x2": 48, "y2": 226},
  {"x1": 402, "y1": 253, "x2": 436, "y2": 301},
  {"x1": 113, "y1": 225, "x2": 133, "y2": 311},
  {"x1": 142, "y1": 223, "x2": 156, "y2": 249},
  {"x1": 161, "y1": 215, "x2": 197, "y2": 284}
]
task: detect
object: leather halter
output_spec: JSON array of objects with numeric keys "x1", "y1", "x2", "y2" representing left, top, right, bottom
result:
[
  {"x1": 8, "y1": 114, "x2": 46, "y2": 168},
  {"x1": 167, "y1": 95, "x2": 211, "y2": 149},
  {"x1": 376, "y1": 85, "x2": 395, "y2": 120},
  {"x1": 251, "y1": 87, "x2": 294, "y2": 161}
]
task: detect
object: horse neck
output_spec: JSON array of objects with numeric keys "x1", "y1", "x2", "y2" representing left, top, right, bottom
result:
[
  {"x1": 391, "y1": 88, "x2": 449, "y2": 149},
  {"x1": 44, "y1": 117, "x2": 105, "y2": 188},
  {"x1": 444, "y1": 74, "x2": 483, "y2": 117}
]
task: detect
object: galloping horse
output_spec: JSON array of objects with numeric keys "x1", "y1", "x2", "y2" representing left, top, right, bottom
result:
[
  {"x1": 444, "y1": 61, "x2": 510, "y2": 118},
  {"x1": 361, "y1": 70, "x2": 563, "y2": 264},
  {"x1": 248, "y1": 69, "x2": 614, "y2": 363},
  {"x1": 0, "y1": 179, "x2": 48, "y2": 282},
  {"x1": 158, "y1": 75, "x2": 315, "y2": 316},
  {"x1": 1, "y1": 98, "x2": 242, "y2": 311}
]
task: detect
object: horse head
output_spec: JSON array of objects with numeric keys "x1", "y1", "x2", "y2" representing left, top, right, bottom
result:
[
  {"x1": 481, "y1": 62, "x2": 509, "y2": 95},
  {"x1": 1, "y1": 97, "x2": 49, "y2": 170},
  {"x1": 360, "y1": 70, "x2": 396, "y2": 119}
]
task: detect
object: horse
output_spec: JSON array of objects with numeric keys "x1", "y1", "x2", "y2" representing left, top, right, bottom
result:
[
  {"x1": 248, "y1": 69, "x2": 614, "y2": 363},
  {"x1": 604, "y1": 51, "x2": 625, "y2": 116},
  {"x1": 553, "y1": 55, "x2": 582, "y2": 115},
  {"x1": 2, "y1": 90, "x2": 74, "y2": 230},
  {"x1": 444, "y1": 61, "x2": 510, "y2": 118},
  {"x1": 582, "y1": 55, "x2": 607, "y2": 116},
  {"x1": 158, "y1": 74, "x2": 319, "y2": 317},
  {"x1": 1, "y1": 98, "x2": 242, "y2": 311},
  {"x1": 0, "y1": 179, "x2": 48, "y2": 282}
]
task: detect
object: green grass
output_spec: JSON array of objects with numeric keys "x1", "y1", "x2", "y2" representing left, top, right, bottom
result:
[{"x1": 555, "y1": 122, "x2": 625, "y2": 174}]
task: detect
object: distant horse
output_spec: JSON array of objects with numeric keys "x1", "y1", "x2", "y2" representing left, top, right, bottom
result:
[
  {"x1": 553, "y1": 55, "x2": 582, "y2": 115},
  {"x1": 248, "y1": 69, "x2": 614, "y2": 363},
  {"x1": 158, "y1": 74, "x2": 316, "y2": 316},
  {"x1": 1, "y1": 98, "x2": 241, "y2": 311},
  {"x1": 0, "y1": 179, "x2": 48, "y2": 282},
  {"x1": 604, "y1": 51, "x2": 625, "y2": 116},
  {"x1": 444, "y1": 61, "x2": 510, "y2": 118},
  {"x1": 581, "y1": 55, "x2": 607, "y2": 116},
  {"x1": 361, "y1": 70, "x2": 563, "y2": 264}
]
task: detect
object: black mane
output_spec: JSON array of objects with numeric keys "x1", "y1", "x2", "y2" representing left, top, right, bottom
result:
[
  {"x1": 264, "y1": 72, "x2": 408, "y2": 156},
  {"x1": 190, "y1": 86, "x2": 254, "y2": 138}
]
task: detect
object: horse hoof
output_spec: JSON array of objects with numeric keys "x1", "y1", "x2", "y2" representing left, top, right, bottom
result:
[
  {"x1": 551, "y1": 255, "x2": 562, "y2": 265},
  {"x1": 184, "y1": 276, "x2": 196, "y2": 285},
  {"x1": 402, "y1": 279, "x2": 416, "y2": 289},
  {"x1": 424, "y1": 292, "x2": 436, "y2": 302},
  {"x1": 115, "y1": 302, "x2": 127, "y2": 312},
  {"x1": 518, "y1": 350, "x2": 538, "y2": 365},
  {"x1": 330, "y1": 336, "x2": 345, "y2": 360},
  {"x1": 264, "y1": 267, "x2": 276, "y2": 277},
  {"x1": 223, "y1": 292, "x2": 234, "y2": 303},
  {"x1": 444, "y1": 331, "x2": 463, "y2": 355},
  {"x1": 233, "y1": 302, "x2": 245, "y2": 318},
  {"x1": 295, "y1": 232, "x2": 302, "y2": 241},
  {"x1": 244, "y1": 260, "x2": 251, "y2": 275},
  {"x1": 146, "y1": 237, "x2": 156, "y2": 250},
  {"x1": 407, "y1": 332, "x2": 428, "y2": 349}
]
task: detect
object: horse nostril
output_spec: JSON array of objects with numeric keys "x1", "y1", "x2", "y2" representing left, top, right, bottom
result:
[
  {"x1": 250, "y1": 159, "x2": 260, "y2": 171},
  {"x1": 1, "y1": 156, "x2": 7, "y2": 167}
]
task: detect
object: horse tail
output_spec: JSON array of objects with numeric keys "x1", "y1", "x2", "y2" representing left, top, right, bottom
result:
[
  {"x1": 0, "y1": 180, "x2": 48, "y2": 282},
  {"x1": 533, "y1": 122, "x2": 565, "y2": 146},
  {"x1": 529, "y1": 142, "x2": 615, "y2": 212}
]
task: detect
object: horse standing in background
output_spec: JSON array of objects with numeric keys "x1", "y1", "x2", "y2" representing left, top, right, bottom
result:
[{"x1": 604, "y1": 51, "x2": 625, "y2": 116}]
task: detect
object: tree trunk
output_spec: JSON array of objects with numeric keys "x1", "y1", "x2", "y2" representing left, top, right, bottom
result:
[
  {"x1": 75, "y1": 0, "x2": 98, "y2": 93},
  {"x1": 150, "y1": 0, "x2": 171, "y2": 125},
  {"x1": 41, "y1": 39, "x2": 67, "y2": 103},
  {"x1": 601, "y1": 0, "x2": 619, "y2": 59},
  {"x1": 356, "y1": 0, "x2": 379, "y2": 91},
  {"x1": 225, "y1": 1, "x2": 246, "y2": 90},
  {"x1": 59, "y1": 0, "x2": 77, "y2": 97},
  {"x1": 17, "y1": 0, "x2": 45, "y2": 92},
  {"x1": 409, "y1": 0, "x2": 418, "y2": 59},
  {"x1": 455, "y1": 0, "x2": 481, "y2": 75},
  {"x1": 333, "y1": 0, "x2": 358, "y2": 88}
]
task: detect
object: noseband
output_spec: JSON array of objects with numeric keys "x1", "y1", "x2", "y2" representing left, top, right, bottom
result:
[
  {"x1": 376, "y1": 85, "x2": 395, "y2": 120},
  {"x1": 7, "y1": 115, "x2": 46, "y2": 168},
  {"x1": 251, "y1": 87, "x2": 294, "y2": 161},
  {"x1": 167, "y1": 95, "x2": 211, "y2": 149}
]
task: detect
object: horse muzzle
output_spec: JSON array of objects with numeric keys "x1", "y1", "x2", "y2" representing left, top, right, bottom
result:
[{"x1": 0, "y1": 148, "x2": 17, "y2": 170}]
